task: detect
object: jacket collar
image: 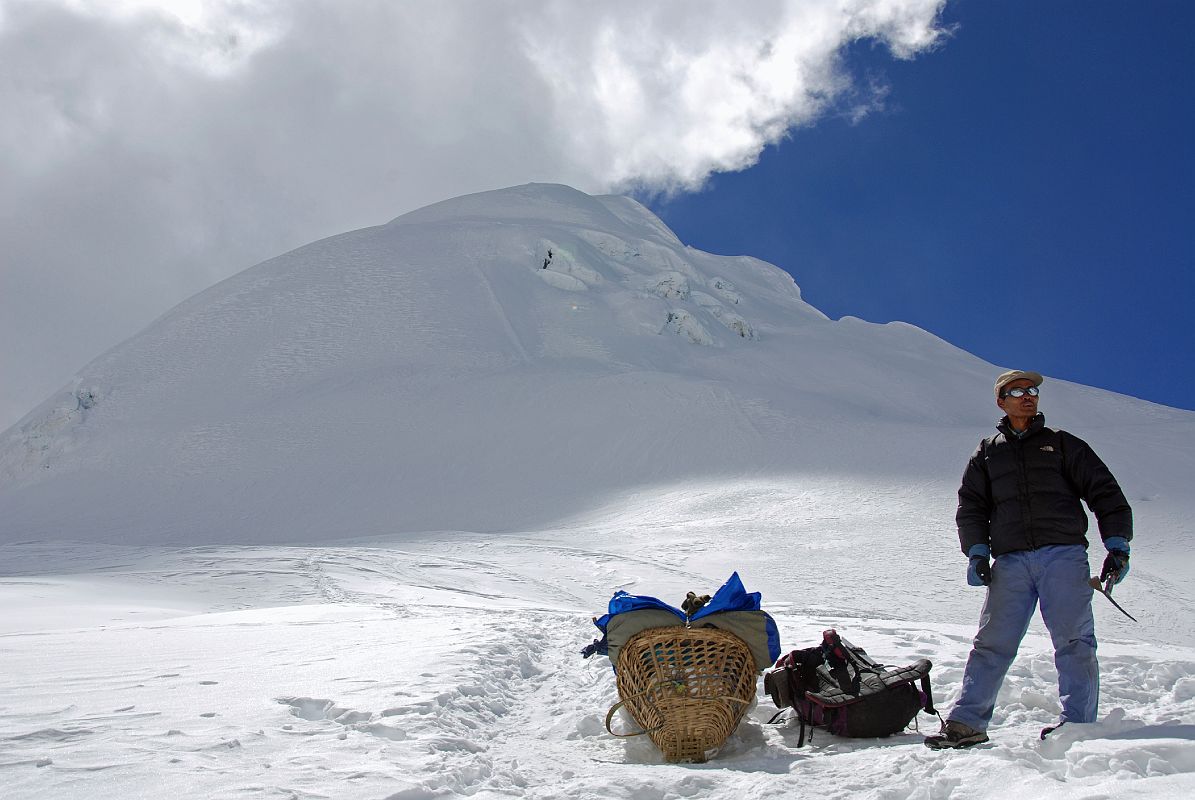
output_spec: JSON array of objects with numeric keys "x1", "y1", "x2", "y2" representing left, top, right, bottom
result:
[{"x1": 998, "y1": 412, "x2": 1045, "y2": 441}]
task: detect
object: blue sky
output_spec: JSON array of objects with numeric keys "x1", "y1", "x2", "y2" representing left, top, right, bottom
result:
[{"x1": 647, "y1": 0, "x2": 1194, "y2": 411}]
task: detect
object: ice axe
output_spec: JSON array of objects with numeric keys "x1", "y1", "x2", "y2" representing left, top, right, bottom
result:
[{"x1": 1089, "y1": 576, "x2": 1138, "y2": 622}]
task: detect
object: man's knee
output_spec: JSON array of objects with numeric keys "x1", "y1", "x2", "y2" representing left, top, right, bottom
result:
[
  {"x1": 972, "y1": 630, "x2": 1024, "y2": 660},
  {"x1": 1054, "y1": 633, "x2": 1097, "y2": 655}
]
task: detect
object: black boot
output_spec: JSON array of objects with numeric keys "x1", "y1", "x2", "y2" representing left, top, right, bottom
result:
[
  {"x1": 924, "y1": 720, "x2": 989, "y2": 750},
  {"x1": 1040, "y1": 721, "x2": 1066, "y2": 740}
]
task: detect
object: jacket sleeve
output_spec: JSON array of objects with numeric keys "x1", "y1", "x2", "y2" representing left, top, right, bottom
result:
[
  {"x1": 1061, "y1": 431, "x2": 1133, "y2": 542},
  {"x1": 955, "y1": 442, "x2": 992, "y2": 555}
]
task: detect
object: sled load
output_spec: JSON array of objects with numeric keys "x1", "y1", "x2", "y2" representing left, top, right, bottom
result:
[
  {"x1": 764, "y1": 629, "x2": 939, "y2": 746},
  {"x1": 582, "y1": 572, "x2": 780, "y2": 762}
]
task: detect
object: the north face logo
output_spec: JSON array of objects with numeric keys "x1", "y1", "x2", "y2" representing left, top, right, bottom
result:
[{"x1": 1040, "y1": 445, "x2": 1056, "y2": 452}]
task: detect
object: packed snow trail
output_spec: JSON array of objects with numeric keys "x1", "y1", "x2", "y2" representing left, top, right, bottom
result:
[{"x1": 3, "y1": 482, "x2": 1195, "y2": 799}]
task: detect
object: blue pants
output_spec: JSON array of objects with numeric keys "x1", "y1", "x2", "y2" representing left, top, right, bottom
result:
[{"x1": 951, "y1": 544, "x2": 1098, "y2": 731}]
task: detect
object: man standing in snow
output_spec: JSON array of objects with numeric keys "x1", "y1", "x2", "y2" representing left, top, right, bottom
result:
[{"x1": 925, "y1": 370, "x2": 1133, "y2": 749}]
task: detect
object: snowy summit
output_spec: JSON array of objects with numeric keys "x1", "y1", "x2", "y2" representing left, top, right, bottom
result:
[{"x1": 2, "y1": 183, "x2": 1194, "y2": 798}]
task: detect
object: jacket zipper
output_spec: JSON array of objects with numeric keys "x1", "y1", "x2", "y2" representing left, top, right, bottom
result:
[{"x1": 1013, "y1": 436, "x2": 1036, "y2": 550}]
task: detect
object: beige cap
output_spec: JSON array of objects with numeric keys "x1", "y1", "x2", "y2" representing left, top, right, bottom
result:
[{"x1": 994, "y1": 369, "x2": 1044, "y2": 399}]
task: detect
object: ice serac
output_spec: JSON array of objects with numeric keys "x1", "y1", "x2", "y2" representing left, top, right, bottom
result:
[{"x1": 1, "y1": 183, "x2": 1191, "y2": 546}]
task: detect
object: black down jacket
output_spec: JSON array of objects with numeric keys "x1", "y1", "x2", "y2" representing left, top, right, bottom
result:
[{"x1": 956, "y1": 413, "x2": 1133, "y2": 557}]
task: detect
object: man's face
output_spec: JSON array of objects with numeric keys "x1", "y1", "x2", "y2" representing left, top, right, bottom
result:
[{"x1": 997, "y1": 378, "x2": 1039, "y2": 417}]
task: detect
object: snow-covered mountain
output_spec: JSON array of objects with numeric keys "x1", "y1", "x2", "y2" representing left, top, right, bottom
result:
[
  {"x1": 3, "y1": 183, "x2": 1191, "y2": 547},
  {"x1": 4, "y1": 184, "x2": 1195, "y2": 799}
]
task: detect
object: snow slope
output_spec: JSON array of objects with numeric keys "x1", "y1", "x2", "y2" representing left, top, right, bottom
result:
[
  {"x1": 2, "y1": 183, "x2": 1194, "y2": 798},
  {"x1": 3, "y1": 505, "x2": 1195, "y2": 800},
  {"x1": 2, "y1": 183, "x2": 1191, "y2": 549}
]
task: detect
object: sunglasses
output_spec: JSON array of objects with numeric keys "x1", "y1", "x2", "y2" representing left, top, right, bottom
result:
[{"x1": 1000, "y1": 386, "x2": 1040, "y2": 399}]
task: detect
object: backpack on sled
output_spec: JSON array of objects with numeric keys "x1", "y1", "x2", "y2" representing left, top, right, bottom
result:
[{"x1": 763, "y1": 629, "x2": 937, "y2": 746}]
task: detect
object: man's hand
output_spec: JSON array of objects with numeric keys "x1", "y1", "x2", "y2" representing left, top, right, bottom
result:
[
  {"x1": 967, "y1": 544, "x2": 991, "y2": 587},
  {"x1": 1100, "y1": 536, "x2": 1131, "y2": 586}
]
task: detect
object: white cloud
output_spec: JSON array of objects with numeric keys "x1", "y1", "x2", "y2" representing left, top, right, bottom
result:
[
  {"x1": 0, "y1": 0, "x2": 946, "y2": 428},
  {"x1": 519, "y1": 0, "x2": 947, "y2": 190}
]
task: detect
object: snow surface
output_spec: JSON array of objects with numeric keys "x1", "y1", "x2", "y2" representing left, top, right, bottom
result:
[{"x1": 1, "y1": 183, "x2": 1194, "y2": 798}]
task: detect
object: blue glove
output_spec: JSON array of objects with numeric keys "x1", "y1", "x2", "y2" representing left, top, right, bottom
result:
[
  {"x1": 967, "y1": 543, "x2": 991, "y2": 587},
  {"x1": 1100, "y1": 536, "x2": 1130, "y2": 585}
]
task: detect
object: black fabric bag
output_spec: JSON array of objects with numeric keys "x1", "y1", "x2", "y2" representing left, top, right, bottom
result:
[{"x1": 763, "y1": 629, "x2": 937, "y2": 746}]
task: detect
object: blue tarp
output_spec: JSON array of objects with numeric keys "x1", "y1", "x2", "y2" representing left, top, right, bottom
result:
[{"x1": 590, "y1": 572, "x2": 781, "y2": 664}]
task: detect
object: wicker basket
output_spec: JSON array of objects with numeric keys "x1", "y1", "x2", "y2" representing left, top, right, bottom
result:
[{"x1": 606, "y1": 625, "x2": 758, "y2": 762}]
